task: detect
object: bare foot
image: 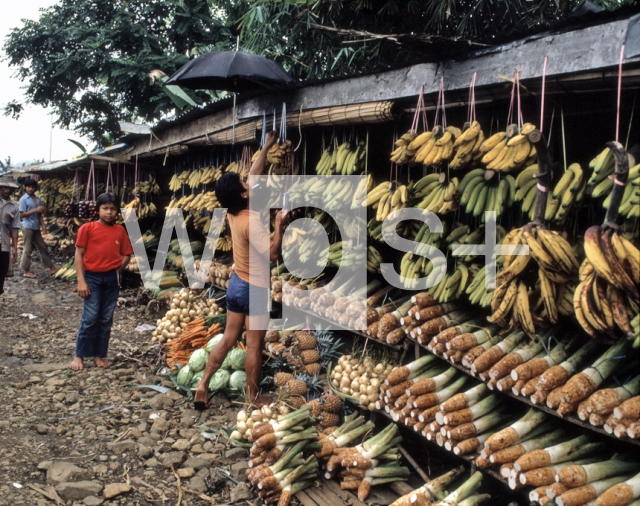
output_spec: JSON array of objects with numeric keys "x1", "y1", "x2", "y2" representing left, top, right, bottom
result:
[
  {"x1": 70, "y1": 356, "x2": 84, "y2": 371},
  {"x1": 23, "y1": 272, "x2": 37, "y2": 279},
  {"x1": 193, "y1": 383, "x2": 209, "y2": 410},
  {"x1": 94, "y1": 357, "x2": 111, "y2": 368}
]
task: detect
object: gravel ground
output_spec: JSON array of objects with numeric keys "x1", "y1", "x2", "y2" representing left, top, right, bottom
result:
[{"x1": 0, "y1": 257, "x2": 254, "y2": 506}]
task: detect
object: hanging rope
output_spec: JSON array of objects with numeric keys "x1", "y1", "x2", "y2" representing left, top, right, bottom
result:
[
  {"x1": 411, "y1": 85, "x2": 428, "y2": 133},
  {"x1": 540, "y1": 56, "x2": 548, "y2": 133},
  {"x1": 280, "y1": 102, "x2": 287, "y2": 141},
  {"x1": 467, "y1": 72, "x2": 477, "y2": 124},
  {"x1": 85, "y1": 161, "x2": 96, "y2": 202},
  {"x1": 616, "y1": 44, "x2": 625, "y2": 143},
  {"x1": 507, "y1": 72, "x2": 517, "y2": 128},
  {"x1": 434, "y1": 77, "x2": 447, "y2": 128},
  {"x1": 516, "y1": 70, "x2": 523, "y2": 130},
  {"x1": 106, "y1": 163, "x2": 113, "y2": 194},
  {"x1": 261, "y1": 112, "x2": 267, "y2": 147}
]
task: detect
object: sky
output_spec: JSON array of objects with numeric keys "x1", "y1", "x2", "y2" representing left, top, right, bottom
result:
[{"x1": 0, "y1": 0, "x2": 89, "y2": 167}]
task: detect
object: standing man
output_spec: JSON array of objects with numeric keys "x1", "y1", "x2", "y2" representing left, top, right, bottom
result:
[
  {"x1": 19, "y1": 178, "x2": 56, "y2": 278},
  {"x1": 0, "y1": 175, "x2": 21, "y2": 295}
]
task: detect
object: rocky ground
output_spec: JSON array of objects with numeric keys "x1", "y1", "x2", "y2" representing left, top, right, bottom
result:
[{"x1": 0, "y1": 258, "x2": 255, "y2": 506}]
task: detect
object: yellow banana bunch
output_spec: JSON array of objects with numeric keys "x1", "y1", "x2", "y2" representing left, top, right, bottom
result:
[
  {"x1": 187, "y1": 169, "x2": 202, "y2": 188},
  {"x1": 480, "y1": 123, "x2": 537, "y2": 172},
  {"x1": 415, "y1": 175, "x2": 460, "y2": 215},
  {"x1": 351, "y1": 174, "x2": 374, "y2": 208},
  {"x1": 169, "y1": 174, "x2": 182, "y2": 192},
  {"x1": 216, "y1": 235, "x2": 233, "y2": 252},
  {"x1": 199, "y1": 165, "x2": 224, "y2": 185},
  {"x1": 459, "y1": 168, "x2": 516, "y2": 220},
  {"x1": 267, "y1": 140, "x2": 292, "y2": 165},
  {"x1": 389, "y1": 130, "x2": 418, "y2": 165},
  {"x1": 490, "y1": 223, "x2": 579, "y2": 337},
  {"x1": 177, "y1": 169, "x2": 191, "y2": 184},
  {"x1": 137, "y1": 202, "x2": 158, "y2": 219},
  {"x1": 449, "y1": 120, "x2": 486, "y2": 170},
  {"x1": 134, "y1": 175, "x2": 161, "y2": 195},
  {"x1": 226, "y1": 161, "x2": 239, "y2": 173},
  {"x1": 575, "y1": 226, "x2": 639, "y2": 345}
]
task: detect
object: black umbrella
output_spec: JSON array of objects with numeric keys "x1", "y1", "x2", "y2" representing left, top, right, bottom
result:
[{"x1": 166, "y1": 51, "x2": 294, "y2": 93}]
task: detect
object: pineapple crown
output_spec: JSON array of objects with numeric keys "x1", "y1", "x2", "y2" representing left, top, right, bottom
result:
[{"x1": 315, "y1": 329, "x2": 342, "y2": 368}]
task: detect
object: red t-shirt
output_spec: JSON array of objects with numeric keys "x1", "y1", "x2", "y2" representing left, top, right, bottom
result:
[{"x1": 76, "y1": 221, "x2": 134, "y2": 272}]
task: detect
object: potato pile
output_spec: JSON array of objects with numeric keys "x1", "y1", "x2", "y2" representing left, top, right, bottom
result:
[
  {"x1": 330, "y1": 354, "x2": 394, "y2": 410},
  {"x1": 152, "y1": 288, "x2": 224, "y2": 343},
  {"x1": 206, "y1": 261, "x2": 234, "y2": 288}
]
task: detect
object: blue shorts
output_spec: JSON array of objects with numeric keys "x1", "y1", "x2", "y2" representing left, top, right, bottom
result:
[{"x1": 226, "y1": 273, "x2": 269, "y2": 316}]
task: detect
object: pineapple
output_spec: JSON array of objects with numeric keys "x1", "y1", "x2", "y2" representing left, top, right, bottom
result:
[
  {"x1": 273, "y1": 372, "x2": 293, "y2": 387},
  {"x1": 304, "y1": 362, "x2": 322, "y2": 376},
  {"x1": 286, "y1": 379, "x2": 308, "y2": 395},
  {"x1": 319, "y1": 412, "x2": 340, "y2": 428},
  {"x1": 321, "y1": 393, "x2": 343, "y2": 414},
  {"x1": 265, "y1": 329, "x2": 280, "y2": 343},
  {"x1": 294, "y1": 330, "x2": 317, "y2": 350},
  {"x1": 288, "y1": 395, "x2": 306, "y2": 410},
  {"x1": 305, "y1": 399, "x2": 323, "y2": 417},
  {"x1": 301, "y1": 349, "x2": 320, "y2": 365}
]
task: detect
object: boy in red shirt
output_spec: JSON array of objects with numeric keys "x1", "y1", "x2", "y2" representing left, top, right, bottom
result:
[{"x1": 69, "y1": 193, "x2": 133, "y2": 370}]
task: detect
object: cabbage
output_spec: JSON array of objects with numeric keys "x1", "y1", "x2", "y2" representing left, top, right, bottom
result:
[
  {"x1": 209, "y1": 369, "x2": 231, "y2": 392},
  {"x1": 221, "y1": 351, "x2": 232, "y2": 370},
  {"x1": 176, "y1": 364, "x2": 193, "y2": 386},
  {"x1": 188, "y1": 348, "x2": 209, "y2": 372},
  {"x1": 205, "y1": 333, "x2": 224, "y2": 353},
  {"x1": 191, "y1": 370, "x2": 204, "y2": 388},
  {"x1": 229, "y1": 370, "x2": 247, "y2": 390},
  {"x1": 229, "y1": 348, "x2": 247, "y2": 370}
]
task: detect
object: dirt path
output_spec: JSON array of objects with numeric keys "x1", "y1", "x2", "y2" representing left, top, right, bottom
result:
[{"x1": 0, "y1": 259, "x2": 251, "y2": 506}]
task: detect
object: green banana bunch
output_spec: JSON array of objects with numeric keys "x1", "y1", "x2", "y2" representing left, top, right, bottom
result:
[
  {"x1": 459, "y1": 168, "x2": 516, "y2": 220},
  {"x1": 600, "y1": 162, "x2": 640, "y2": 219},
  {"x1": 587, "y1": 146, "x2": 615, "y2": 186},
  {"x1": 367, "y1": 245, "x2": 383, "y2": 273},
  {"x1": 429, "y1": 263, "x2": 472, "y2": 303},
  {"x1": 545, "y1": 163, "x2": 586, "y2": 224},
  {"x1": 465, "y1": 264, "x2": 496, "y2": 307},
  {"x1": 415, "y1": 175, "x2": 460, "y2": 215},
  {"x1": 367, "y1": 218, "x2": 421, "y2": 243},
  {"x1": 317, "y1": 141, "x2": 367, "y2": 175}
]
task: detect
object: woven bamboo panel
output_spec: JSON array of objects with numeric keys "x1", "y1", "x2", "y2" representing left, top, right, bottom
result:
[
  {"x1": 278, "y1": 101, "x2": 398, "y2": 128},
  {"x1": 186, "y1": 120, "x2": 260, "y2": 146}
]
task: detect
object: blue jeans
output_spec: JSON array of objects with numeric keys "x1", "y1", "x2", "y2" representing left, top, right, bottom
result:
[{"x1": 75, "y1": 270, "x2": 119, "y2": 358}]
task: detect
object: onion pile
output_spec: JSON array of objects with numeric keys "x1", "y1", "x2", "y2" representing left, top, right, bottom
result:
[
  {"x1": 330, "y1": 355, "x2": 393, "y2": 410},
  {"x1": 152, "y1": 288, "x2": 224, "y2": 343},
  {"x1": 231, "y1": 403, "x2": 291, "y2": 441},
  {"x1": 205, "y1": 260, "x2": 234, "y2": 288}
]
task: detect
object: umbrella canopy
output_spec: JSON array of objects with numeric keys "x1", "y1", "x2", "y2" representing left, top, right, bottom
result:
[{"x1": 166, "y1": 51, "x2": 294, "y2": 93}]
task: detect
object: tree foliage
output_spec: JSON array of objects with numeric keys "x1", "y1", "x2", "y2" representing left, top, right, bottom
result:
[
  {"x1": 218, "y1": 0, "x2": 606, "y2": 81},
  {"x1": 4, "y1": 0, "x2": 633, "y2": 145},
  {"x1": 4, "y1": 0, "x2": 231, "y2": 145}
]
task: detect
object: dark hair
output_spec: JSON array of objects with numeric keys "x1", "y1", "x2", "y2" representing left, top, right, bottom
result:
[
  {"x1": 23, "y1": 178, "x2": 37, "y2": 188},
  {"x1": 214, "y1": 172, "x2": 248, "y2": 215},
  {"x1": 96, "y1": 192, "x2": 118, "y2": 208}
]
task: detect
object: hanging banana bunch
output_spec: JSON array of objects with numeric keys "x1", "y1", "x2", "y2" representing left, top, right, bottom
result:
[
  {"x1": 449, "y1": 120, "x2": 486, "y2": 170},
  {"x1": 216, "y1": 235, "x2": 233, "y2": 252},
  {"x1": 429, "y1": 262, "x2": 473, "y2": 303},
  {"x1": 177, "y1": 169, "x2": 191, "y2": 184},
  {"x1": 367, "y1": 245, "x2": 383, "y2": 273},
  {"x1": 595, "y1": 162, "x2": 640, "y2": 220},
  {"x1": 459, "y1": 168, "x2": 516, "y2": 220},
  {"x1": 515, "y1": 163, "x2": 587, "y2": 223},
  {"x1": 368, "y1": 218, "x2": 421, "y2": 243},
  {"x1": 490, "y1": 224, "x2": 579, "y2": 337},
  {"x1": 169, "y1": 173, "x2": 182, "y2": 192},
  {"x1": 480, "y1": 123, "x2": 537, "y2": 172},
  {"x1": 465, "y1": 264, "x2": 497, "y2": 308},
  {"x1": 414, "y1": 173, "x2": 460, "y2": 215}
]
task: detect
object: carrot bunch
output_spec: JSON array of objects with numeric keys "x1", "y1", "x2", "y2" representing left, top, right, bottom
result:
[{"x1": 164, "y1": 317, "x2": 223, "y2": 369}]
